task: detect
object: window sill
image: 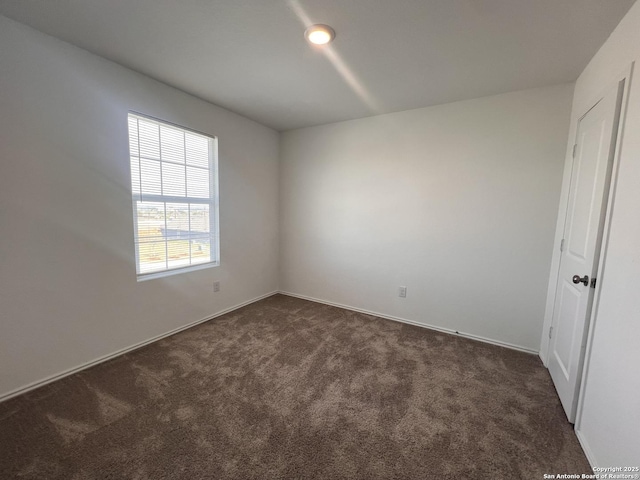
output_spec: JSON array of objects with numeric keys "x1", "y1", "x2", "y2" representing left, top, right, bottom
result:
[{"x1": 136, "y1": 261, "x2": 219, "y2": 282}]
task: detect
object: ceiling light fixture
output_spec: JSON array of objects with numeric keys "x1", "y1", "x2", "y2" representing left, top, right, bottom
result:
[{"x1": 304, "y1": 24, "x2": 335, "y2": 45}]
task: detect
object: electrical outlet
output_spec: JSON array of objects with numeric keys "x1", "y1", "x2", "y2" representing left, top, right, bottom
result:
[
  {"x1": 213, "y1": 281, "x2": 220, "y2": 293},
  {"x1": 398, "y1": 286, "x2": 407, "y2": 298}
]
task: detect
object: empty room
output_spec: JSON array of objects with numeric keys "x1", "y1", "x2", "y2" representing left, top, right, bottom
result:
[{"x1": 1, "y1": 1, "x2": 639, "y2": 478}]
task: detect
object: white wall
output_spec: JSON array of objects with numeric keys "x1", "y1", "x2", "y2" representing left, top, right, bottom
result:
[
  {"x1": 548, "y1": 0, "x2": 640, "y2": 467},
  {"x1": 280, "y1": 85, "x2": 573, "y2": 352},
  {"x1": 0, "y1": 16, "x2": 279, "y2": 399}
]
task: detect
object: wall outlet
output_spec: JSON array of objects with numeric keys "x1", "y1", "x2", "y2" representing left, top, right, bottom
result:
[
  {"x1": 398, "y1": 286, "x2": 407, "y2": 298},
  {"x1": 213, "y1": 281, "x2": 220, "y2": 293}
]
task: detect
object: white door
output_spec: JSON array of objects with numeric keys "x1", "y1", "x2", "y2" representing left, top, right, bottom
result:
[{"x1": 548, "y1": 82, "x2": 623, "y2": 423}]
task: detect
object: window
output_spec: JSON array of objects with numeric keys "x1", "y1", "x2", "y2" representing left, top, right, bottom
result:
[{"x1": 127, "y1": 113, "x2": 219, "y2": 280}]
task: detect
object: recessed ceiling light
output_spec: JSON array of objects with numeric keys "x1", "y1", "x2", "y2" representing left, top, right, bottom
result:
[{"x1": 304, "y1": 24, "x2": 335, "y2": 45}]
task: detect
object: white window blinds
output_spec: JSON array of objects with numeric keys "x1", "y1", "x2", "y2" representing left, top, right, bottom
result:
[{"x1": 128, "y1": 113, "x2": 219, "y2": 278}]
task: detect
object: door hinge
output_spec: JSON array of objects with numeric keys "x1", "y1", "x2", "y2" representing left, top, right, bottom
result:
[
  {"x1": 560, "y1": 239, "x2": 565, "y2": 252},
  {"x1": 549, "y1": 326, "x2": 553, "y2": 339},
  {"x1": 572, "y1": 144, "x2": 578, "y2": 158},
  {"x1": 591, "y1": 278, "x2": 597, "y2": 288}
]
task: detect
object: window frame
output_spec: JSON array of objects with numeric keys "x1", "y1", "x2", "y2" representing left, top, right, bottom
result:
[{"x1": 127, "y1": 112, "x2": 220, "y2": 281}]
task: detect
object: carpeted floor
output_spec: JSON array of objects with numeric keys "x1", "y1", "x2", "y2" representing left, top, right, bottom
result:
[{"x1": 1, "y1": 294, "x2": 591, "y2": 479}]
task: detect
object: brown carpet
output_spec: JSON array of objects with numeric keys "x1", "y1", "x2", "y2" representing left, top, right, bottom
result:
[{"x1": 1, "y1": 294, "x2": 591, "y2": 479}]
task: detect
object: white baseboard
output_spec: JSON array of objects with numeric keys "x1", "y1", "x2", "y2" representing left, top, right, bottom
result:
[
  {"x1": 538, "y1": 351, "x2": 549, "y2": 367},
  {"x1": 279, "y1": 291, "x2": 539, "y2": 355},
  {"x1": 1, "y1": 289, "x2": 539, "y2": 403},
  {"x1": 0, "y1": 291, "x2": 278, "y2": 403},
  {"x1": 575, "y1": 429, "x2": 597, "y2": 469}
]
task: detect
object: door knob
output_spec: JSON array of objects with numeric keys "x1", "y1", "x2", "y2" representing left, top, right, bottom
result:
[{"x1": 572, "y1": 274, "x2": 589, "y2": 286}]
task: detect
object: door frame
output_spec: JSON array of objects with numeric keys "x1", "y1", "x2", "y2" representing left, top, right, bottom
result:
[{"x1": 540, "y1": 63, "x2": 633, "y2": 368}]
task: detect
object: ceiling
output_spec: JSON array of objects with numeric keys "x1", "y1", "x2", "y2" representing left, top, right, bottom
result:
[{"x1": 0, "y1": 0, "x2": 635, "y2": 131}]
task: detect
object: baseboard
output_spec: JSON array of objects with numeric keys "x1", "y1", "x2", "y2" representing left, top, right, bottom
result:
[
  {"x1": 279, "y1": 291, "x2": 539, "y2": 355},
  {"x1": 1, "y1": 289, "x2": 538, "y2": 403},
  {"x1": 538, "y1": 351, "x2": 548, "y2": 367},
  {"x1": 575, "y1": 429, "x2": 597, "y2": 469},
  {"x1": 0, "y1": 291, "x2": 278, "y2": 403}
]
